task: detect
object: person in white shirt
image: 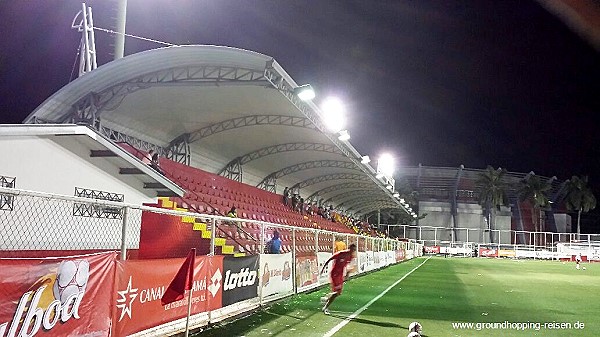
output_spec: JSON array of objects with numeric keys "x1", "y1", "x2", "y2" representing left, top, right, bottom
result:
[{"x1": 576, "y1": 252, "x2": 582, "y2": 270}]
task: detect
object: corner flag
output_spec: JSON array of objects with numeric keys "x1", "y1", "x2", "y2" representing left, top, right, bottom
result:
[{"x1": 161, "y1": 248, "x2": 196, "y2": 306}]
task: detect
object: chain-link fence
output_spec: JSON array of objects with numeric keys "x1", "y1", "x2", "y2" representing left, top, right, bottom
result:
[{"x1": 0, "y1": 187, "x2": 406, "y2": 259}]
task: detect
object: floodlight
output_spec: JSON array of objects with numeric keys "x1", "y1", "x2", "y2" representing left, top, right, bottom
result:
[
  {"x1": 376, "y1": 172, "x2": 384, "y2": 179},
  {"x1": 412, "y1": 214, "x2": 417, "y2": 218},
  {"x1": 393, "y1": 192, "x2": 399, "y2": 198},
  {"x1": 321, "y1": 97, "x2": 345, "y2": 133},
  {"x1": 295, "y1": 84, "x2": 315, "y2": 101},
  {"x1": 377, "y1": 153, "x2": 395, "y2": 177},
  {"x1": 399, "y1": 198, "x2": 405, "y2": 203},
  {"x1": 386, "y1": 184, "x2": 393, "y2": 190},
  {"x1": 338, "y1": 130, "x2": 350, "y2": 141},
  {"x1": 361, "y1": 155, "x2": 370, "y2": 164}
]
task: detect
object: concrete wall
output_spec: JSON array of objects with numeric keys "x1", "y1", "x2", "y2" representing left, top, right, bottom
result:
[
  {"x1": 554, "y1": 213, "x2": 572, "y2": 233},
  {"x1": 416, "y1": 201, "x2": 512, "y2": 244},
  {"x1": 0, "y1": 135, "x2": 156, "y2": 205}
]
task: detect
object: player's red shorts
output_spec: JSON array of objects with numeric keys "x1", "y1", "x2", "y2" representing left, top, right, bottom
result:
[{"x1": 331, "y1": 271, "x2": 344, "y2": 294}]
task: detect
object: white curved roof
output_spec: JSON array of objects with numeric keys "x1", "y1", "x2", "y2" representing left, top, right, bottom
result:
[{"x1": 24, "y1": 45, "x2": 403, "y2": 216}]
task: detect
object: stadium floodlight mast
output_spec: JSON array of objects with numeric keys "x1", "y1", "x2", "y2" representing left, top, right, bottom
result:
[
  {"x1": 377, "y1": 153, "x2": 395, "y2": 177},
  {"x1": 321, "y1": 97, "x2": 346, "y2": 133},
  {"x1": 338, "y1": 129, "x2": 350, "y2": 141},
  {"x1": 295, "y1": 84, "x2": 315, "y2": 101}
]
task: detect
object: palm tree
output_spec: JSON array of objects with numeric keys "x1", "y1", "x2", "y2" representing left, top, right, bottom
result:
[
  {"x1": 563, "y1": 175, "x2": 597, "y2": 236},
  {"x1": 517, "y1": 173, "x2": 551, "y2": 234},
  {"x1": 476, "y1": 166, "x2": 509, "y2": 243}
]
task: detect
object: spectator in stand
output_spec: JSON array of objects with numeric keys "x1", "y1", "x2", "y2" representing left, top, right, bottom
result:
[
  {"x1": 299, "y1": 198, "x2": 305, "y2": 214},
  {"x1": 226, "y1": 206, "x2": 242, "y2": 236},
  {"x1": 266, "y1": 230, "x2": 282, "y2": 254},
  {"x1": 142, "y1": 149, "x2": 153, "y2": 165},
  {"x1": 334, "y1": 236, "x2": 347, "y2": 253},
  {"x1": 317, "y1": 206, "x2": 325, "y2": 218},
  {"x1": 283, "y1": 187, "x2": 290, "y2": 206},
  {"x1": 149, "y1": 150, "x2": 164, "y2": 175},
  {"x1": 291, "y1": 193, "x2": 299, "y2": 211}
]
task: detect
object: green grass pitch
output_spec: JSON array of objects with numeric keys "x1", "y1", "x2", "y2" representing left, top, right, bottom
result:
[{"x1": 196, "y1": 257, "x2": 599, "y2": 336}]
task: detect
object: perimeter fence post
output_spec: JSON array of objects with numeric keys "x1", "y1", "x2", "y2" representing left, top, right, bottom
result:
[{"x1": 120, "y1": 206, "x2": 129, "y2": 260}]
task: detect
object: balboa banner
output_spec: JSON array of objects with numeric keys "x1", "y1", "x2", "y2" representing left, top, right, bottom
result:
[
  {"x1": 259, "y1": 253, "x2": 293, "y2": 298},
  {"x1": 0, "y1": 252, "x2": 116, "y2": 337},
  {"x1": 295, "y1": 255, "x2": 318, "y2": 292},
  {"x1": 221, "y1": 255, "x2": 259, "y2": 307},
  {"x1": 112, "y1": 256, "x2": 213, "y2": 337}
]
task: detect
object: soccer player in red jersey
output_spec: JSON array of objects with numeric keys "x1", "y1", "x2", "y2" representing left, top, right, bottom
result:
[{"x1": 320, "y1": 243, "x2": 357, "y2": 314}]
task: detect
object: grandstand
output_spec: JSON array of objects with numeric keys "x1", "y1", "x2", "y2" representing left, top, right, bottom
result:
[{"x1": 0, "y1": 45, "x2": 420, "y2": 337}]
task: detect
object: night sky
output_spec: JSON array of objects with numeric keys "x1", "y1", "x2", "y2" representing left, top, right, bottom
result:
[{"x1": 1, "y1": 1, "x2": 599, "y2": 227}]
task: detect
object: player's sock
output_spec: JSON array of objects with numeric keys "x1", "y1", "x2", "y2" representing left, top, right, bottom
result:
[{"x1": 322, "y1": 306, "x2": 330, "y2": 315}]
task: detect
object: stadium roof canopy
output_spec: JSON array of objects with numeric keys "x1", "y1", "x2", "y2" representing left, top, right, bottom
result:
[{"x1": 23, "y1": 45, "x2": 404, "y2": 217}]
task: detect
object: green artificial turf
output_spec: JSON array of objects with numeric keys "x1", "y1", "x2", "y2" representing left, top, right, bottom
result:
[{"x1": 195, "y1": 257, "x2": 599, "y2": 336}]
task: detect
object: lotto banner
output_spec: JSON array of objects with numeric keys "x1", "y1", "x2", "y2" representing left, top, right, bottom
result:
[
  {"x1": 112, "y1": 256, "x2": 215, "y2": 337},
  {"x1": 295, "y1": 255, "x2": 318, "y2": 292},
  {"x1": 221, "y1": 255, "x2": 259, "y2": 307},
  {"x1": 0, "y1": 252, "x2": 116, "y2": 337},
  {"x1": 259, "y1": 253, "x2": 293, "y2": 298}
]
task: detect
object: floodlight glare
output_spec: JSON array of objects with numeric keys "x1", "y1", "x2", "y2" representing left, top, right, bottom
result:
[
  {"x1": 361, "y1": 155, "x2": 370, "y2": 164},
  {"x1": 376, "y1": 172, "x2": 384, "y2": 179},
  {"x1": 295, "y1": 84, "x2": 315, "y2": 101},
  {"x1": 377, "y1": 153, "x2": 395, "y2": 177},
  {"x1": 338, "y1": 130, "x2": 350, "y2": 141},
  {"x1": 321, "y1": 97, "x2": 345, "y2": 133}
]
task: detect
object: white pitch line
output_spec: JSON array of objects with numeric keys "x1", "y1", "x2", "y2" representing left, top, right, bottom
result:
[{"x1": 323, "y1": 256, "x2": 432, "y2": 337}]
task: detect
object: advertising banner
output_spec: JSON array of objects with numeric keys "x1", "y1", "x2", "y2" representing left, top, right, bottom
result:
[
  {"x1": 221, "y1": 255, "x2": 259, "y2": 307},
  {"x1": 377, "y1": 251, "x2": 387, "y2": 268},
  {"x1": 479, "y1": 248, "x2": 498, "y2": 258},
  {"x1": 365, "y1": 251, "x2": 374, "y2": 272},
  {"x1": 395, "y1": 249, "x2": 405, "y2": 262},
  {"x1": 317, "y1": 252, "x2": 333, "y2": 285},
  {"x1": 386, "y1": 251, "x2": 395, "y2": 266},
  {"x1": 295, "y1": 255, "x2": 318, "y2": 292},
  {"x1": 424, "y1": 246, "x2": 441, "y2": 254},
  {"x1": 357, "y1": 252, "x2": 368, "y2": 274},
  {"x1": 498, "y1": 249, "x2": 516, "y2": 257},
  {"x1": 112, "y1": 255, "x2": 213, "y2": 337},
  {"x1": 0, "y1": 252, "x2": 116, "y2": 337},
  {"x1": 259, "y1": 253, "x2": 293, "y2": 298}
]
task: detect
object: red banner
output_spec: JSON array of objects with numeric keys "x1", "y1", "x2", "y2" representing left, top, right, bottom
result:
[
  {"x1": 395, "y1": 249, "x2": 406, "y2": 262},
  {"x1": 424, "y1": 246, "x2": 441, "y2": 254},
  {"x1": 479, "y1": 248, "x2": 498, "y2": 257},
  {"x1": 112, "y1": 255, "x2": 223, "y2": 336},
  {"x1": 0, "y1": 252, "x2": 116, "y2": 337}
]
